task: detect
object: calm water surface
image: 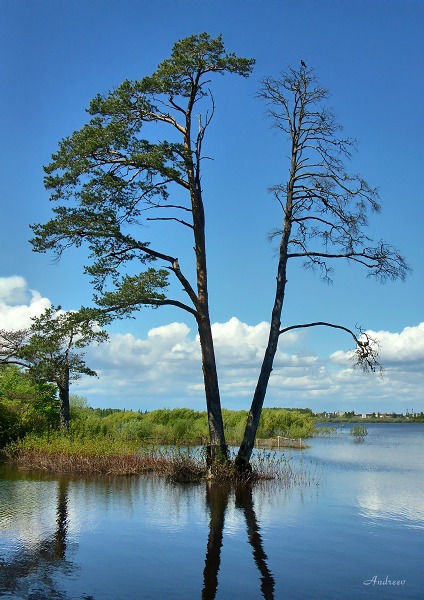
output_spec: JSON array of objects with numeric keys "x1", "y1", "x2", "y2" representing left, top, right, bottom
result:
[{"x1": 1, "y1": 424, "x2": 423, "y2": 599}]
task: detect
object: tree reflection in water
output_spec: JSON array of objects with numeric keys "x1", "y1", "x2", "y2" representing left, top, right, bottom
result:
[
  {"x1": 2, "y1": 475, "x2": 274, "y2": 599},
  {"x1": 54, "y1": 480, "x2": 69, "y2": 560},
  {"x1": 0, "y1": 479, "x2": 93, "y2": 600},
  {"x1": 202, "y1": 482, "x2": 275, "y2": 600}
]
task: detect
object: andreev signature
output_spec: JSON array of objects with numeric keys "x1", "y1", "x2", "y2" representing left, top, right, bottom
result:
[{"x1": 363, "y1": 575, "x2": 406, "y2": 586}]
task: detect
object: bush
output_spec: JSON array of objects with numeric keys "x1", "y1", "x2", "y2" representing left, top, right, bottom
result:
[
  {"x1": 0, "y1": 365, "x2": 58, "y2": 446},
  {"x1": 350, "y1": 424, "x2": 368, "y2": 442},
  {"x1": 257, "y1": 408, "x2": 315, "y2": 439}
]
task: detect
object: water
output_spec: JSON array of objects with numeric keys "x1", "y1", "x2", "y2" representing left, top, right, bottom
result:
[{"x1": 1, "y1": 424, "x2": 423, "y2": 599}]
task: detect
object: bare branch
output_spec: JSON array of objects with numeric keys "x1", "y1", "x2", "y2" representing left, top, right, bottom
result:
[
  {"x1": 279, "y1": 321, "x2": 381, "y2": 373},
  {"x1": 146, "y1": 216, "x2": 194, "y2": 229},
  {"x1": 287, "y1": 245, "x2": 409, "y2": 282},
  {"x1": 144, "y1": 202, "x2": 192, "y2": 213}
]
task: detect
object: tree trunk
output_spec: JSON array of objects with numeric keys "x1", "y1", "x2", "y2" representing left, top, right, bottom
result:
[
  {"x1": 184, "y1": 97, "x2": 227, "y2": 459},
  {"x1": 58, "y1": 368, "x2": 70, "y2": 432},
  {"x1": 237, "y1": 252, "x2": 289, "y2": 466},
  {"x1": 235, "y1": 307, "x2": 283, "y2": 469},
  {"x1": 192, "y1": 193, "x2": 226, "y2": 453},
  {"x1": 236, "y1": 141, "x2": 297, "y2": 469},
  {"x1": 197, "y1": 312, "x2": 226, "y2": 451},
  {"x1": 190, "y1": 165, "x2": 226, "y2": 453}
]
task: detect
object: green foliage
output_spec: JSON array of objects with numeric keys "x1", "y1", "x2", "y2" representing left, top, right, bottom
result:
[
  {"x1": 30, "y1": 33, "x2": 254, "y2": 317},
  {"x1": 0, "y1": 365, "x2": 58, "y2": 447},
  {"x1": 95, "y1": 270, "x2": 170, "y2": 318},
  {"x1": 350, "y1": 424, "x2": 368, "y2": 441},
  {"x1": 344, "y1": 411, "x2": 356, "y2": 418},
  {"x1": 43, "y1": 404, "x2": 315, "y2": 446},
  {"x1": 222, "y1": 408, "x2": 249, "y2": 441},
  {"x1": 22, "y1": 305, "x2": 107, "y2": 385},
  {"x1": 258, "y1": 409, "x2": 315, "y2": 439},
  {"x1": 0, "y1": 306, "x2": 107, "y2": 392},
  {"x1": 143, "y1": 32, "x2": 255, "y2": 96}
]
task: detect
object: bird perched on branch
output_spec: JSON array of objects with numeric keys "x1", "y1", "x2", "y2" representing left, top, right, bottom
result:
[{"x1": 301, "y1": 60, "x2": 307, "y2": 68}]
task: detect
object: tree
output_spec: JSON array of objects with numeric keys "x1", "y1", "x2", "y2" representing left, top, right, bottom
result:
[
  {"x1": 235, "y1": 64, "x2": 409, "y2": 468},
  {"x1": 0, "y1": 364, "x2": 57, "y2": 446},
  {"x1": 350, "y1": 424, "x2": 368, "y2": 442},
  {"x1": 0, "y1": 306, "x2": 107, "y2": 431},
  {"x1": 30, "y1": 33, "x2": 254, "y2": 457}
]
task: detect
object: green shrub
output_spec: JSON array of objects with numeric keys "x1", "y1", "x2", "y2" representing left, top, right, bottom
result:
[
  {"x1": 350, "y1": 424, "x2": 368, "y2": 441},
  {"x1": 0, "y1": 365, "x2": 58, "y2": 446},
  {"x1": 257, "y1": 408, "x2": 315, "y2": 439}
]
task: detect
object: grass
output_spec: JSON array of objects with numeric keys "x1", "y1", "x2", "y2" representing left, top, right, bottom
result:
[
  {"x1": 1, "y1": 435, "x2": 202, "y2": 480},
  {"x1": 1, "y1": 434, "x2": 320, "y2": 486}
]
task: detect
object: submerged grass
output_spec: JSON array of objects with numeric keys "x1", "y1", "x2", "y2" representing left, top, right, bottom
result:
[
  {"x1": 1, "y1": 434, "x2": 320, "y2": 486},
  {"x1": 1, "y1": 434, "x2": 203, "y2": 480}
]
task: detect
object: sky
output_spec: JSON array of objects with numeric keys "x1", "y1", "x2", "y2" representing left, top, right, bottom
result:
[{"x1": 1, "y1": 0, "x2": 423, "y2": 415}]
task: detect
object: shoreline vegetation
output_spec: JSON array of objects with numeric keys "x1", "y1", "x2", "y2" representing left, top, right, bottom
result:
[
  {"x1": 0, "y1": 403, "x2": 317, "y2": 483},
  {"x1": 2, "y1": 398, "x2": 421, "y2": 483},
  {"x1": 1, "y1": 436, "x2": 316, "y2": 485}
]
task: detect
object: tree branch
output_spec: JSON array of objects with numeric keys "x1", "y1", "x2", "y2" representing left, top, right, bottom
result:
[
  {"x1": 146, "y1": 216, "x2": 194, "y2": 229},
  {"x1": 279, "y1": 321, "x2": 381, "y2": 373},
  {"x1": 98, "y1": 297, "x2": 198, "y2": 319}
]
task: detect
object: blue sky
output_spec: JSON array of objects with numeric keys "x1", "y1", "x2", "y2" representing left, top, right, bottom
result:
[{"x1": 1, "y1": 0, "x2": 423, "y2": 414}]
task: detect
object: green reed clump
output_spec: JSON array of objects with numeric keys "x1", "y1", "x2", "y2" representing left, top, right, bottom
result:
[
  {"x1": 202, "y1": 449, "x2": 320, "y2": 487},
  {"x1": 250, "y1": 450, "x2": 320, "y2": 486},
  {"x1": 2, "y1": 434, "x2": 206, "y2": 479},
  {"x1": 164, "y1": 448, "x2": 205, "y2": 483}
]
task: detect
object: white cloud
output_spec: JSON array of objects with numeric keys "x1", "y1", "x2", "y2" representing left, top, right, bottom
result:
[
  {"x1": 0, "y1": 275, "x2": 28, "y2": 304},
  {"x1": 83, "y1": 317, "x2": 308, "y2": 406},
  {"x1": 372, "y1": 323, "x2": 424, "y2": 364},
  {"x1": 330, "y1": 323, "x2": 424, "y2": 367},
  {"x1": 2, "y1": 276, "x2": 424, "y2": 413},
  {"x1": 212, "y1": 317, "x2": 269, "y2": 366},
  {"x1": 0, "y1": 276, "x2": 51, "y2": 330},
  {"x1": 80, "y1": 319, "x2": 424, "y2": 413}
]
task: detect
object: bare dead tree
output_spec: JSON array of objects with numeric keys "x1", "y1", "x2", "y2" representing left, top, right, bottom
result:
[{"x1": 236, "y1": 66, "x2": 409, "y2": 469}]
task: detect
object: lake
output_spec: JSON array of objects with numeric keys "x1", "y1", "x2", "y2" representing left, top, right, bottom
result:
[{"x1": 1, "y1": 423, "x2": 423, "y2": 599}]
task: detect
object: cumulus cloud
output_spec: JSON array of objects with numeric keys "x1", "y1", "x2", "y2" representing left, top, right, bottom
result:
[
  {"x1": 2, "y1": 275, "x2": 423, "y2": 413},
  {"x1": 371, "y1": 323, "x2": 424, "y2": 364},
  {"x1": 82, "y1": 317, "x2": 327, "y2": 407},
  {"x1": 326, "y1": 323, "x2": 424, "y2": 411},
  {"x1": 330, "y1": 323, "x2": 424, "y2": 367},
  {"x1": 0, "y1": 276, "x2": 51, "y2": 330},
  {"x1": 79, "y1": 318, "x2": 424, "y2": 413},
  {"x1": 85, "y1": 318, "x2": 304, "y2": 402}
]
